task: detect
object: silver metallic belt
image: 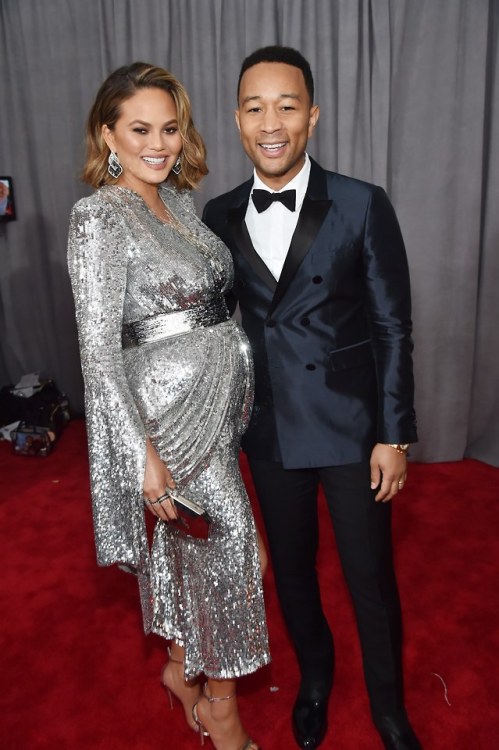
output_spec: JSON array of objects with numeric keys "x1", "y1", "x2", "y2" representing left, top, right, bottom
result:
[{"x1": 122, "y1": 296, "x2": 230, "y2": 348}]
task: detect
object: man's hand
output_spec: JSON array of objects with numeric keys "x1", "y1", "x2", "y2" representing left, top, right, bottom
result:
[{"x1": 370, "y1": 443, "x2": 408, "y2": 502}]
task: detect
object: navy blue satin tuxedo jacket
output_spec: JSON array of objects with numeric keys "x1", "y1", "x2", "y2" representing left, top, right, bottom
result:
[{"x1": 203, "y1": 158, "x2": 417, "y2": 469}]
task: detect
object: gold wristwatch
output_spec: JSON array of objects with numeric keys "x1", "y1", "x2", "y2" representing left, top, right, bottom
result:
[{"x1": 387, "y1": 443, "x2": 410, "y2": 454}]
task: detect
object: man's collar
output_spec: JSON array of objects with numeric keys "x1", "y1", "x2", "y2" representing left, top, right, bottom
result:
[{"x1": 252, "y1": 153, "x2": 311, "y2": 195}]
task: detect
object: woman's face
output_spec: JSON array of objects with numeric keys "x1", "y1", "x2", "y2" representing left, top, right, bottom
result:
[{"x1": 102, "y1": 87, "x2": 182, "y2": 195}]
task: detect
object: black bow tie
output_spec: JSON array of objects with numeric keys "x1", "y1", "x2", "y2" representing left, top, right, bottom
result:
[{"x1": 252, "y1": 188, "x2": 296, "y2": 213}]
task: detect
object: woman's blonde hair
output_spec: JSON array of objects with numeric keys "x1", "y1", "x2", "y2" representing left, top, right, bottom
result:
[{"x1": 82, "y1": 62, "x2": 208, "y2": 190}]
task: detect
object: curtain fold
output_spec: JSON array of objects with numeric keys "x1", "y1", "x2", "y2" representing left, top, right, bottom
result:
[
  {"x1": 465, "y1": 0, "x2": 499, "y2": 466},
  {"x1": 0, "y1": 0, "x2": 497, "y2": 465}
]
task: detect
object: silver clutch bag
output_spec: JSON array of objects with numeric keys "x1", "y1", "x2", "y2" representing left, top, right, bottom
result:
[{"x1": 166, "y1": 489, "x2": 212, "y2": 539}]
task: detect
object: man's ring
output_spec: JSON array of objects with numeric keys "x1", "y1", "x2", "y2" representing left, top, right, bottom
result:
[{"x1": 398, "y1": 481, "x2": 404, "y2": 486}]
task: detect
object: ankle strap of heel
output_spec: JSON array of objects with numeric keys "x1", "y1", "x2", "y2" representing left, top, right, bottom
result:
[
  {"x1": 167, "y1": 646, "x2": 184, "y2": 666},
  {"x1": 203, "y1": 683, "x2": 235, "y2": 703}
]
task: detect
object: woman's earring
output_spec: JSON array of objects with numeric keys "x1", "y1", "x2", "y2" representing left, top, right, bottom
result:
[
  {"x1": 171, "y1": 156, "x2": 182, "y2": 175},
  {"x1": 108, "y1": 151, "x2": 123, "y2": 179}
]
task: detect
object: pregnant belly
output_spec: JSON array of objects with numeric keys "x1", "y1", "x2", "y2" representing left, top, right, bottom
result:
[{"x1": 123, "y1": 321, "x2": 251, "y2": 425}]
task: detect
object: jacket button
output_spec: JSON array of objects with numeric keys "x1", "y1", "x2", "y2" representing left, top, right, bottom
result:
[
  {"x1": 305, "y1": 363, "x2": 316, "y2": 371},
  {"x1": 301, "y1": 317, "x2": 310, "y2": 327},
  {"x1": 312, "y1": 275, "x2": 323, "y2": 284},
  {"x1": 266, "y1": 319, "x2": 276, "y2": 327}
]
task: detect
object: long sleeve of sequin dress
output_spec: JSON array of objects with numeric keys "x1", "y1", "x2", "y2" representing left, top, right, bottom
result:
[{"x1": 67, "y1": 185, "x2": 270, "y2": 679}]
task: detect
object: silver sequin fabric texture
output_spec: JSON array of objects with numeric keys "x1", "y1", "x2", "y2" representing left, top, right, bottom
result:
[{"x1": 67, "y1": 184, "x2": 270, "y2": 679}]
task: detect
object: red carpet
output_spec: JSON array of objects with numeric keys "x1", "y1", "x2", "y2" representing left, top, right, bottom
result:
[{"x1": 1, "y1": 420, "x2": 498, "y2": 749}]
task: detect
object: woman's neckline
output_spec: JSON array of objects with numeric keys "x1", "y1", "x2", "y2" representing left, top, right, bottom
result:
[{"x1": 106, "y1": 184, "x2": 178, "y2": 226}]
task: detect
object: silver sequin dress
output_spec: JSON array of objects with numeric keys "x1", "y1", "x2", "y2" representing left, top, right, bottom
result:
[{"x1": 67, "y1": 184, "x2": 270, "y2": 679}]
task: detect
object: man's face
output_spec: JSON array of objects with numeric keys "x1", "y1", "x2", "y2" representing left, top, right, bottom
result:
[{"x1": 235, "y1": 62, "x2": 319, "y2": 190}]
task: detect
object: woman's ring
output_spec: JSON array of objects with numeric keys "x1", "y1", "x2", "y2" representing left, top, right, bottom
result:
[{"x1": 149, "y1": 495, "x2": 168, "y2": 506}]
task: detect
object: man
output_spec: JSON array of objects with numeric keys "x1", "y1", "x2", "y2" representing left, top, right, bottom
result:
[{"x1": 203, "y1": 46, "x2": 421, "y2": 750}]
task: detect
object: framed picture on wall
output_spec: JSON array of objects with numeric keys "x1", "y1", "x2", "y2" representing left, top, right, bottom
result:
[{"x1": 0, "y1": 176, "x2": 16, "y2": 221}]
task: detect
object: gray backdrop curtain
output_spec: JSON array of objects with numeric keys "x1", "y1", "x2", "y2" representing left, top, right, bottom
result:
[{"x1": 0, "y1": 0, "x2": 497, "y2": 465}]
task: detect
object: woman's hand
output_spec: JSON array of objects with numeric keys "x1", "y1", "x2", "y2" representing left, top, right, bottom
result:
[{"x1": 143, "y1": 438, "x2": 178, "y2": 521}]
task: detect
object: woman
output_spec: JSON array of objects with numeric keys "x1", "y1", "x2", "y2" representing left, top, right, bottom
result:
[{"x1": 67, "y1": 62, "x2": 269, "y2": 750}]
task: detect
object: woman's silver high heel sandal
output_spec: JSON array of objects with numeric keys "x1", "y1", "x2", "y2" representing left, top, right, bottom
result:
[
  {"x1": 161, "y1": 649, "x2": 205, "y2": 735},
  {"x1": 191, "y1": 684, "x2": 260, "y2": 749}
]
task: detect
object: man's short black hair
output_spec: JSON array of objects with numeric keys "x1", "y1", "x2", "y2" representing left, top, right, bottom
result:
[{"x1": 237, "y1": 45, "x2": 314, "y2": 104}]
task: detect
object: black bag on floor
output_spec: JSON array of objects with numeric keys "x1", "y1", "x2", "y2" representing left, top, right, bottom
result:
[{"x1": 1, "y1": 379, "x2": 71, "y2": 456}]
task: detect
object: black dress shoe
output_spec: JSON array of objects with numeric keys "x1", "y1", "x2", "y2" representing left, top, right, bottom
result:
[
  {"x1": 292, "y1": 688, "x2": 329, "y2": 749},
  {"x1": 374, "y1": 714, "x2": 422, "y2": 750}
]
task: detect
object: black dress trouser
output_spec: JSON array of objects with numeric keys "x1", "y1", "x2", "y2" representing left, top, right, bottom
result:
[{"x1": 248, "y1": 457, "x2": 405, "y2": 719}]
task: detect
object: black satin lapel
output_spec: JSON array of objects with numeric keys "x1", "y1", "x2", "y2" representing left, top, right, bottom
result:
[
  {"x1": 228, "y1": 205, "x2": 277, "y2": 292},
  {"x1": 269, "y1": 195, "x2": 332, "y2": 315}
]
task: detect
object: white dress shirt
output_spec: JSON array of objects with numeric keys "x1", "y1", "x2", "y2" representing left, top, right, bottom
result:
[{"x1": 245, "y1": 154, "x2": 311, "y2": 281}]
